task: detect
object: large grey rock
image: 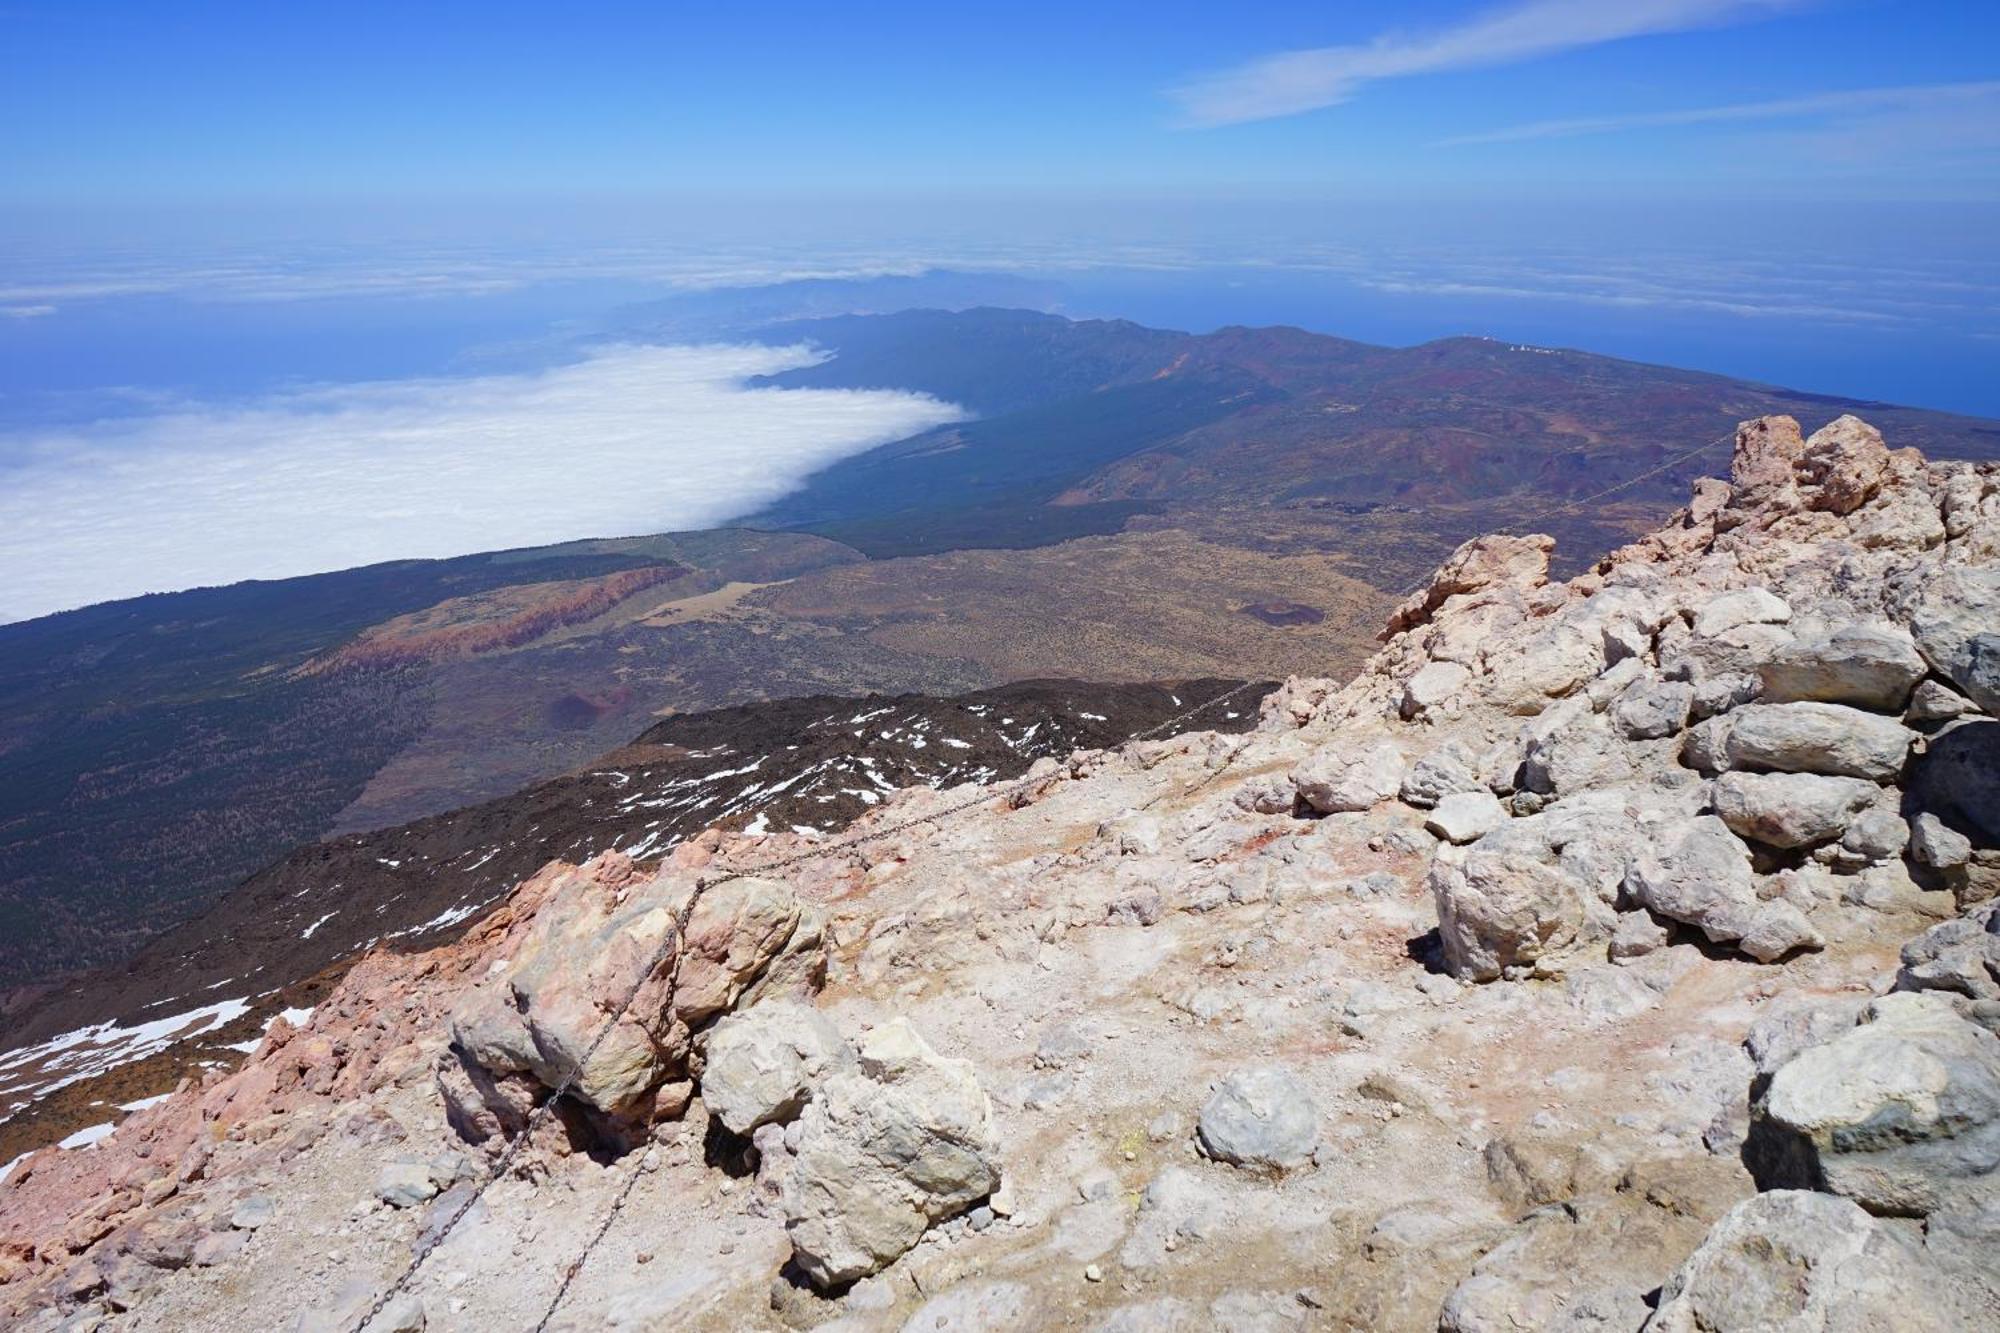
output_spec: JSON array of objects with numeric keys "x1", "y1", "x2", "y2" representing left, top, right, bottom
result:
[
  {"x1": 1431, "y1": 839, "x2": 1586, "y2": 982},
  {"x1": 1645, "y1": 1190, "x2": 1954, "y2": 1332},
  {"x1": 1710, "y1": 770, "x2": 1879, "y2": 849},
  {"x1": 1692, "y1": 587, "x2": 1791, "y2": 639},
  {"x1": 1196, "y1": 1066, "x2": 1319, "y2": 1170},
  {"x1": 374, "y1": 1162, "x2": 438, "y2": 1209},
  {"x1": 1425, "y1": 791, "x2": 1507, "y2": 845},
  {"x1": 445, "y1": 870, "x2": 822, "y2": 1135},
  {"x1": 1724, "y1": 702, "x2": 1915, "y2": 781},
  {"x1": 1611, "y1": 679, "x2": 1694, "y2": 741},
  {"x1": 1737, "y1": 901, "x2": 1824, "y2": 964},
  {"x1": 1401, "y1": 660, "x2": 1473, "y2": 719},
  {"x1": 1519, "y1": 706, "x2": 1641, "y2": 798},
  {"x1": 1400, "y1": 745, "x2": 1484, "y2": 810},
  {"x1": 1753, "y1": 992, "x2": 2000, "y2": 1217},
  {"x1": 1911, "y1": 812, "x2": 1974, "y2": 870},
  {"x1": 1483, "y1": 623, "x2": 1607, "y2": 715},
  {"x1": 700, "y1": 1001, "x2": 849, "y2": 1134},
  {"x1": 1895, "y1": 906, "x2": 2000, "y2": 1002},
  {"x1": 1289, "y1": 741, "x2": 1405, "y2": 814},
  {"x1": 782, "y1": 1019, "x2": 999, "y2": 1288},
  {"x1": 1905, "y1": 565, "x2": 2000, "y2": 714},
  {"x1": 1840, "y1": 806, "x2": 1910, "y2": 865},
  {"x1": 1623, "y1": 816, "x2": 1759, "y2": 944},
  {"x1": 1760, "y1": 623, "x2": 1929, "y2": 711},
  {"x1": 1904, "y1": 721, "x2": 2000, "y2": 864}
]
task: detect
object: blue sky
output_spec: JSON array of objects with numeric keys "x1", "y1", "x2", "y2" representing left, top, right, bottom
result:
[
  {"x1": 4, "y1": 0, "x2": 1998, "y2": 203},
  {"x1": 1, "y1": 1, "x2": 1997, "y2": 621}
]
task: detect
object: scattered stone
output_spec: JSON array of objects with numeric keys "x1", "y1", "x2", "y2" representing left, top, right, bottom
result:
[
  {"x1": 1290, "y1": 742, "x2": 1406, "y2": 814},
  {"x1": 1724, "y1": 702, "x2": 1915, "y2": 781},
  {"x1": 782, "y1": 1019, "x2": 1000, "y2": 1288},
  {"x1": 1648, "y1": 1191, "x2": 1951, "y2": 1332},
  {"x1": 1425, "y1": 791, "x2": 1507, "y2": 845},
  {"x1": 1611, "y1": 679, "x2": 1693, "y2": 741},
  {"x1": 1710, "y1": 770, "x2": 1878, "y2": 849},
  {"x1": 700, "y1": 1000, "x2": 848, "y2": 1135},
  {"x1": 374, "y1": 1162, "x2": 439, "y2": 1210},
  {"x1": 1196, "y1": 1067, "x2": 1319, "y2": 1170},
  {"x1": 1752, "y1": 991, "x2": 2000, "y2": 1216},
  {"x1": 1759, "y1": 624, "x2": 1927, "y2": 711}
]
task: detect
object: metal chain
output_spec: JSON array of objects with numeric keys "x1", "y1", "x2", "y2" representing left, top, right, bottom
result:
[
  {"x1": 349, "y1": 880, "x2": 707, "y2": 1332},
  {"x1": 527, "y1": 1144, "x2": 659, "y2": 1333},
  {"x1": 358, "y1": 429, "x2": 1739, "y2": 1330}
]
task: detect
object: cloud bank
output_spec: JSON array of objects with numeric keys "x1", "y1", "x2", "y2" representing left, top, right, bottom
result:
[
  {"x1": 1171, "y1": 0, "x2": 1802, "y2": 127},
  {"x1": 0, "y1": 344, "x2": 962, "y2": 624}
]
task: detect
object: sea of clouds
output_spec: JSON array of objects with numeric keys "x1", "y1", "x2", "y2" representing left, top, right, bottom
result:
[{"x1": 0, "y1": 343, "x2": 961, "y2": 623}]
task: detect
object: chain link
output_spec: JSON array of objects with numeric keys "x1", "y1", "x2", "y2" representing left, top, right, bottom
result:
[{"x1": 355, "y1": 429, "x2": 1737, "y2": 1330}]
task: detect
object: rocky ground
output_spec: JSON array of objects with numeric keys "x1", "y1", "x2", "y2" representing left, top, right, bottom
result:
[{"x1": 3, "y1": 413, "x2": 1997, "y2": 1331}]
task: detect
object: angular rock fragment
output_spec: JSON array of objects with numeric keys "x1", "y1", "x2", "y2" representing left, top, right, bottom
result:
[
  {"x1": 1432, "y1": 837, "x2": 1586, "y2": 981},
  {"x1": 782, "y1": 1020, "x2": 999, "y2": 1288},
  {"x1": 1710, "y1": 770, "x2": 1878, "y2": 849},
  {"x1": 1290, "y1": 741, "x2": 1405, "y2": 814},
  {"x1": 699, "y1": 1001, "x2": 848, "y2": 1135},
  {"x1": 1723, "y1": 702, "x2": 1915, "y2": 781},
  {"x1": 1425, "y1": 791, "x2": 1507, "y2": 845},
  {"x1": 1759, "y1": 623, "x2": 1927, "y2": 711},
  {"x1": 1905, "y1": 564, "x2": 2000, "y2": 715},
  {"x1": 1751, "y1": 992, "x2": 2000, "y2": 1216},
  {"x1": 1647, "y1": 1191, "x2": 1954, "y2": 1332}
]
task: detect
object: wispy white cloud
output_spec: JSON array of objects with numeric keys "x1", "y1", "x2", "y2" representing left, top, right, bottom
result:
[
  {"x1": 0, "y1": 344, "x2": 962, "y2": 624},
  {"x1": 1441, "y1": 80, "x2": 2000, "y2": 146},
  {"x1": 0, "y1": 304, "x2": 55, "y2": 319},
  {"x1": 1170, "y1": 0, "x2": 1804, "y2": 127}
]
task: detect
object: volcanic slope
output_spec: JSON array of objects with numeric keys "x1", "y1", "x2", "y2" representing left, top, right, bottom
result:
[
  {"x1": 0, "y1": 678, "x2": 1264, "y2": 1167},
  {"x1": 3, "y1": 415, "x2": 1997, "y2": 1332}
]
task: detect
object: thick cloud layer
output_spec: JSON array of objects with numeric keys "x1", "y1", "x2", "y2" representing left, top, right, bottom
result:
[{"x1": 0, "y1": 343, "x2": 961, "y2": 624}]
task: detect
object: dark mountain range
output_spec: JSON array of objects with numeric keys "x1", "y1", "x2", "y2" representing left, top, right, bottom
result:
[
  {"x1": 4, "y1": 306, "x2": 1997, "y2": 999},
  {"x1": 0, "y1": 677, "x2": 1264, "y2": 1166},
  {"x1": 598, "y1": 270, "x2": 1066, "y2": 343},
  {"x1": 745, "y1": 308, "x2": 2000, "y2": 557}
]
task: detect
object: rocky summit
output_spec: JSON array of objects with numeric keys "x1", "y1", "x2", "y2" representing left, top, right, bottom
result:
[{"x1": 4, "y1": 413, "x2": 1998, "y2": 1331}]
